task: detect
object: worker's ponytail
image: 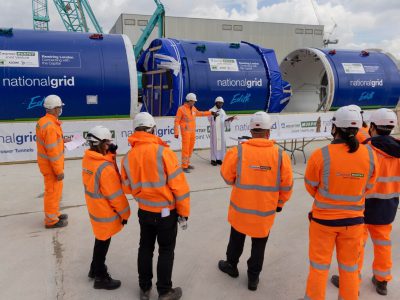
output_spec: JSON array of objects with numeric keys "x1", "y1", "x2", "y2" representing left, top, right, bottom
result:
[{"x1": 337, "y1": 127, "x2": 359, "y2": 153}]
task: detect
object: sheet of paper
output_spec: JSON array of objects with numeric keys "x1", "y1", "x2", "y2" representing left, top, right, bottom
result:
[{"x1": 64, "y1": 134, "x2": 86, "y2": 151}]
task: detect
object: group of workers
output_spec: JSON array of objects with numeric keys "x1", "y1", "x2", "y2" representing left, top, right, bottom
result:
[{"x1": 35, "y1": 92, "x2": 399, "y2": 300}]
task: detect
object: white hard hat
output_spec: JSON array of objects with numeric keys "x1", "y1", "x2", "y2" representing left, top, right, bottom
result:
[
  {"x1": 133, "y1": 112, "x2": 156, "y2": 129},
  {"x1": 332, "y1": 106, "x2": 362, "y2": 128},
  {"x1": 347, "y1": 104, "x2": 363, "y2": 113},
  {"x1": 43, "y1": 95, "x2": 64, "y2": 109},
  {"x1": 186, "y1": 93, "x2": 197, "y2": 102},
  {"x1": 250, "y1": 111, "x2": 272, "y2": 130},
  {"x1": 87, "y1": 126, "x2": 112, "y2": 144},
  {"x1": 369, "y1": 108, "x2": 397, "y2": 126},
  {"x1": 215, "y1": 96, "x2": 224, "y2": 103}
]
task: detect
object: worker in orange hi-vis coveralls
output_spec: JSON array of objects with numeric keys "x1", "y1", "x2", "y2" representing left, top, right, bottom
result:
[
  {"x1": 36, "y1": 95, "x2": 71, "y2": 229},
  {"x1": 174, "y1": 92, "x2": 218, "y2": 173},
  {"x1": 304, "y1": 106, "x2": 378, "y2": 300},
  {"x1": 348, "y1": 105, "x2": 370, "y2": 143},
  {"x1": 330, "y1": 108, "x2": 399, "y2": 297}
]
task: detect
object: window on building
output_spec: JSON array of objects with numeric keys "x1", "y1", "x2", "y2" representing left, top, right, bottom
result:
[
  {"x1": 314, "y1": 29, "x2": 323, "y2": 35},
  {"x1": 305, "y1": 29, "x2": 313, "y2": 34},
  {"x1": 233, "y1": 25, "x2": 243, "y2": 31},
  {"x1": 295, "y1": 28, "x2": 304, "y2": 34},
  {"x1": 138, "y1": 20, "x2": 148, "y2": 26},
  {"x1": 124, "y1": 19, "x2": 135, "y2": 26},
  {"x1": 222, "y1": 24, "x2": 232, "y2": 30}
]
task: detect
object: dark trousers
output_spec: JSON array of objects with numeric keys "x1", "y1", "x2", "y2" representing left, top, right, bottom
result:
[
  {"x1": 90, "y1": 238, "x2": 111, "y2": 277},
  {"x1": 138, "y1": 209, "x2": 178, "y2": 295},
  {"x1": 226, "y1": 226, "x2": 269, "y2": 280}
]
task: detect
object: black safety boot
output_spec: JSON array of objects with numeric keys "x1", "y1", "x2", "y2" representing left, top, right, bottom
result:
[
  {"x1": 59, "y1": 214, "x2": 68, "y2": 220},
  {"x1": 158, "y1": 287, "x2": 182, "y2": 300},
  {"x1": 140, "y1": 288, "x2": 151, "y2": 300},
  {"x1": 45, "y1": 219, "x2": 68, "y2": 229},
  {"x1": 217, "y1": 160, "x2": 223, "y2": 165},
  {"x1": 372, "y1": 276, "x2": 387, "y2": 296},
  {"x1": 218, "y1": 260, "x2": 239, "y2": 278},
  {"x1": 93, "y1": 273, "x2": 121, "y2": 290},
  {"x1": 211, "y1": 160, "x2": 217, "y2": 166},
  {"x1": 88, "y1": 265, "x2": 108, "y2": 279},
  {"x1": 331, "y1": 275, "x2": 339, "y2": 288},
  {"x1": 248, "y1": 277, "x2": 259, "y2": 291}
]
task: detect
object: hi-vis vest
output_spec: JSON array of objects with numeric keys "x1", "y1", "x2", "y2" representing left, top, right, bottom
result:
[
  {"x1": 121, "y1": 131, "x2": 190, "y2": 217},
  {"x1": 304, "y1": 143, "x2": 378, "y2": 220},
  {"x1": 82, "y1": 150, "x2": 131, "y2": 240},
  {"x1": 36, "y1": 113, "x2": 64, "y2": 175},
  {"x1": 221, "y1": 139, "x2": 293, "y2": 238}
]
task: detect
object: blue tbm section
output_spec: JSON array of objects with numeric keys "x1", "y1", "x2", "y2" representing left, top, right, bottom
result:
[
  {"x1": 0, "y1": 29, "x2": 131, "y2": 120},
  {"x1": 137, "y1": 38, "x2": 290, "y2": 116},
  {"x1": 322, "y1": 49, "x2": 400, "y2": 110}
]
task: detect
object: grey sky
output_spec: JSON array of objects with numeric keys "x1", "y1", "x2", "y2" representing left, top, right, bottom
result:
[{"x1": 0, "y1": 0, "x2": 399, "y2": 58}]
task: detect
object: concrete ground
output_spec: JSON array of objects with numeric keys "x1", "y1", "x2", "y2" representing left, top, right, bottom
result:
[{"x1": 0, "y1": 140, "x2": 399, "y2": 300}]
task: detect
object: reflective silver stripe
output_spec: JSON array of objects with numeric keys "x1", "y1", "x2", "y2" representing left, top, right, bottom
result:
[
  {"x1": 321, "y1": 146, "x2": 330, "y2": 190},
  {"x1": 377, "y1": 176, "x2": 400, "y2": 183},
  {"x1": 38, "y1": 151, "x2": 63, "y2": 162},
  {"x1": 105, "y1": 189, "x2": 124, "y2": 200},
  {"x1": 230, "y1": 201, "x2": 276, "y2": 217},
  {"x1": 366, "y1": 192, "x2": 400, "y2": 200},
  {"x1": 304, "y1": 295, "x2": 312, "y2": 300},
  {"x1": 220, "y1": 171, "x2": 234, "y2": 185},
  {"x1": 38, "y1": 137, "x2": 62, "y2": 149},
  {"x1": 123, "y1": 146, "x2": 167, "y2": 189},
  {"x1": 168, "y1": 168, "x2": 183, "y2": 182},
  {"x1": 136, "y1": 197, "x2": 171, "y2": 207},
  {"x1": 280, "y1": 184, "x2": 293, "y2": 192},
  {"x1": 318, "y1": 188, "x2": 363, "y2": 202},
  {"x1": 372, "y1": 239, "x2": 392, "y2": 246},
  {"x1": 373, "y1": 269, "x2": 391, "y2": 277},
  {"x1": 45, "y1": 213, "x2": 58, "y2": 218},
  {"x1": 366, "y1": 184, "x2": 374, "y2": 190},
  {"x1": 85, "y1": 188, "x2": 103, "y2": 199},
  {"x1": 41, "y1": 121, "x2": 52, "y2": 130},
  {"x1": 89, "y1": 212, "x2": 119, "y2": 223},
  {"x1": 117, "y1": 205, "x2": 130, "y2": 216},
  {"x1": 305, "y1": 178, "x2": 319, "y2": 187},
  {"x1": 365, "y1": 145, "x2": 375, "y2": 191},
  {"x1": 310, "y1": 260, "x2": 330, "y2": 270},
  {"x1": 235, "y1": 144, "x2": 280, "y2": 192},
  {"x1": 314, "y1": 200, "x2": 364, "y2": 211},
  {"x1": 175, "y1": 192, "x2": 190, "y2": 202},
  {"x1": 94, "y1": 162, "x2": 113, "y2": 195},
  {"x1": 338, "y1": 262, "x2": 358, "y2": 272}
]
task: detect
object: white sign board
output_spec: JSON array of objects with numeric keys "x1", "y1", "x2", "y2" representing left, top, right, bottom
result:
[
  {"x1": 209, "y1": 58, "x2": 239, "y2": 72},
  {"x1": 0, "y1": 50, "x2": 39, "y2": 68},
  {"x1": 342, "y1": 63, "x2": 366, "y2": 74},
  {"x1": 0, "y1": 112, "x2": 337, "y2": 163}
]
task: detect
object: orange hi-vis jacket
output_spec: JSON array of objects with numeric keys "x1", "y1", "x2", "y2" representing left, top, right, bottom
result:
[
  {"x1": 220, "y1": 139, "x2": 293, "y2": 238},
  {"x1": 121, "y1": 131, "x2": 190, "y2": 217},
  {"x1": 82, "y1": 150, "x2": 131, "y2": 241},
  {"x1": 356, "y1": 126, "x2": 370, "y2": 143},
  {"x1": 36, "y1": 113, "x2": 65, "y2": 175},
  {"x1": 174, "y1": 103, "x2": 212, "y2": 136},
  {"x1": 364, "y1": 136, "x2": 400, "y2": 225},
  {"x1": 304, "y1": 142, "x2": 378, "y2": 221}
]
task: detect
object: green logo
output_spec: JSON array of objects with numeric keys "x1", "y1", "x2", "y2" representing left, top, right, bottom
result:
[
  {"x1": 301, "y1": 121, "x2": 317, "y2": 128},
  {"x1": 351, "y1": 173, "x2": 364, "y2": 178},
  {"x1": 17, "y1": 51, "x2": 35, "y2": 56}
]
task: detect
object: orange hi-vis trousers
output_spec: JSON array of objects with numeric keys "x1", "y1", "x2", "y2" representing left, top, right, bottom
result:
[
  {"x1": 305, "y1": 221, "x2": 363, "y2": 300},
  {"x1": 181, "y1": 131, "x2": 196, "y2": 169},
  {"x1": 358, "y1": 224, "x2": 393, "y2": 282},
  {"x1": 43, "y1": 174, "x2": 63, "y2": 226}
]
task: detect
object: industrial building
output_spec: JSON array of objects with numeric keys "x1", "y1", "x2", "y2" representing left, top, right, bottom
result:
[{"x1": 110, "y1": 14, "x2": 324, "y2": 61}]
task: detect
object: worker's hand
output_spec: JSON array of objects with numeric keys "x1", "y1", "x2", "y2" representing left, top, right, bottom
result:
[
  {"x1": 174, "y1": 134, "x2": 179, "y2": 139},
  {"x1": 122, "y1": 219, "x2": 128, "y2": 226},
  {"x1": 276, "y1": 207, "x2": 282, "y2": 213},
  {"x1": 211, "y1": 111, "x2": 219, "y2": 117},
  {"x1": 56, "y1": 173, "x2": 64, "y2": 181},
  {"x1": 308, "y1": 211, "x2": 312, "y2": 222},
  {"x1": 108, "y1": 143, "x2": 118, "y2": 154}
]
